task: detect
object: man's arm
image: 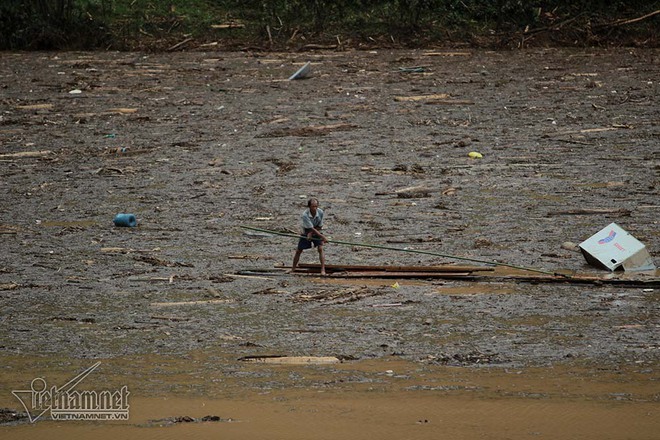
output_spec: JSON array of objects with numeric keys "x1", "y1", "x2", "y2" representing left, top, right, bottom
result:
[{"x1": 307, "y1": 227, "x2": 328, "y2": 243}]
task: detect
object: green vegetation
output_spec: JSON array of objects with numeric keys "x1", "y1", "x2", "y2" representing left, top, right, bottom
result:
[{"x1": 0, "y1": 0, "x2": 657, "y2": 50}]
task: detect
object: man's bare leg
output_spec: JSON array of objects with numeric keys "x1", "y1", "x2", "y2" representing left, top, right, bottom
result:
[
  {"x1": 318, "y1": 246, "x2": 326, "y2": 275},
  {"x1": 292, "y1": 249, "x2": 303, "y2": 272}
]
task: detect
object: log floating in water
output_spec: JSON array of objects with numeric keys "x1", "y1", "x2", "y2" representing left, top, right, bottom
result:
[
  {"x1": 285, "y1": 263, "x2": 494, "y2": 273},
  {"x1": 324, "y1": 271, "x2": 474, "y2": 279},
  {"x1": 278, "y1": 263, "x2": 486, "y2": 279}
]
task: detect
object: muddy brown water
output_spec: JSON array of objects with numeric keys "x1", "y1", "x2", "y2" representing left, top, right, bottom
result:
[
  {"x1": 0, "y1": 48, "x2": 658, "y2": 437},
  {"x1": 0, "y1": 354, "x2": 658, "y2": 439}
]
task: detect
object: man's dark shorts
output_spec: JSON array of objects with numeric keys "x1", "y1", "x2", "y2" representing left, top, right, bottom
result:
[{"x1": 297, "y1": 229, "x2": 323, "y2": 250}]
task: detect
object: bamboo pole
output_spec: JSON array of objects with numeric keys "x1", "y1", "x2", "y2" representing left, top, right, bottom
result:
[{"x1": 240, "y1": 226, "x2": 562, "y2": 277}]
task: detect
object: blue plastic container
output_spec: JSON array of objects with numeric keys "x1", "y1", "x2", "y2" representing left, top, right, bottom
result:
[{"x1": 113, "y1": 213, "x2": 137, "y2": 227}]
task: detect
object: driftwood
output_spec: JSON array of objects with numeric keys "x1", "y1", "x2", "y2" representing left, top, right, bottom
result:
[
  {"x1": 210, "y1": 23, "x2": 245, "y2": 29},
  {"x1": 593, "y1": 10, "x2": 660, "y2": 30},
  {"x1": 134, "y1": 255, "x2": 194, "y2": 267},
  {"x1": 276, "y1": 263, "x2": 658, "y2": 287},
  {"x1": 167, "y1": 37, "x2": 194, "y2": 51},
  {"x1": 513, "y1": 11, "x2": 659, "y2": 47},
  {"x1": 497, "y1": 274, "x2": 660, "y2": 288},
  {"x1": 284, "y1": 263, "x2": 486, "y2": 279},
  {"x1": 294, "y1": 263, "x2": 493, "y2": 273},
  {"x1": 259, "y1": 123, "x2": 357, "y2": 138},
  {"x1": 394, "y1": 93, "x2": 449, "y2": 102},
  {"x1": 394, "y1": 94, "x2": 474, "y2": 105},
  {"x1": 251, "y1": 287, "x2": 287, "y2": 295},
  {"x1": 239, "y1": 355, "x2": 340, "y2": 365},
  {"x1": 300, "y1": 44, "x2": 339, "y2": 51},
  {"x1": 16, "y1": 103, "x2": 54, "y2": 110},
  {"x1": 426, "y1": 99, "x2": 474, "y2": 105},
  {"x1": 544, "y1": 127, "x2": 620, "y2": 137},
  {"x1": 223, "y1": 273, "x2": 274, "y2": 281},
  {"x1": 228, "y1": 254, "x2": 272, "y2": 260},
  {"x1": 150, "y1": 299, "x2": 233, "y2": 307},
  {"x1": 0, "y1": 150, "x2": 52, "y2": 159},
  {"x1": 293, "y1": 286, "x2": 382, "y2": 303},
  {"x1": 546, "y1": 208, "x2": 631, "y2": 217},
  {"x1": 108, "y1": 108, "x2": 138, "y2": 114},
  {"x1": 150, "y1": 315, "x2": 190, "y2": 321},
  {"x1": 327, "y1": 271, "x2": 473, "y2": 279},
  {"x1": 395, "y1": 185, "x2": 432, "y2": 198},
  {"x1": 423, "y1": 52, "x2": 471, "y2": 57}
]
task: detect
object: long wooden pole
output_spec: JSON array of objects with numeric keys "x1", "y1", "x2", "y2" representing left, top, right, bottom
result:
[{"x1": 240, "y1": 225, "x2": 562, "y2": 277}]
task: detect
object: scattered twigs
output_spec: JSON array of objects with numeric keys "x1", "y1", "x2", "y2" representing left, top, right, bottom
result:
[{"x1": 521, "y1": 13, "x2": 585, "y2": 38}]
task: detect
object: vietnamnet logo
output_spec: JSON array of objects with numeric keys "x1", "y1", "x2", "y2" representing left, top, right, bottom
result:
[
  {"x1": 598, "y1": 229, "x2": 617, "y2": 245},
  {"x1": 11, "y1": 362, "x2": 130, "y2": 423}
]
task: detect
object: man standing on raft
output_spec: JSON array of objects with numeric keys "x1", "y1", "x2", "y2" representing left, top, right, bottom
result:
[{"x1": 292, "y1": 198, "x2": 328, "y2": 275}]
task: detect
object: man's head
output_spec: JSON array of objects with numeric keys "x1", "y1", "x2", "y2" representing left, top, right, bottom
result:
[{"x1": 308, "y1": 198, "x2": 319, "y2": 215}]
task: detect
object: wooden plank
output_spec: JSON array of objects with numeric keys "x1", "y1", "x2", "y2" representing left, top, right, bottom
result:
[
  {"x1": 322, "y1": 271, "x2": 473, "y2": 278},
  {"x1": 293, "y1": 263, "x2": 493, "y2": 272}
]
